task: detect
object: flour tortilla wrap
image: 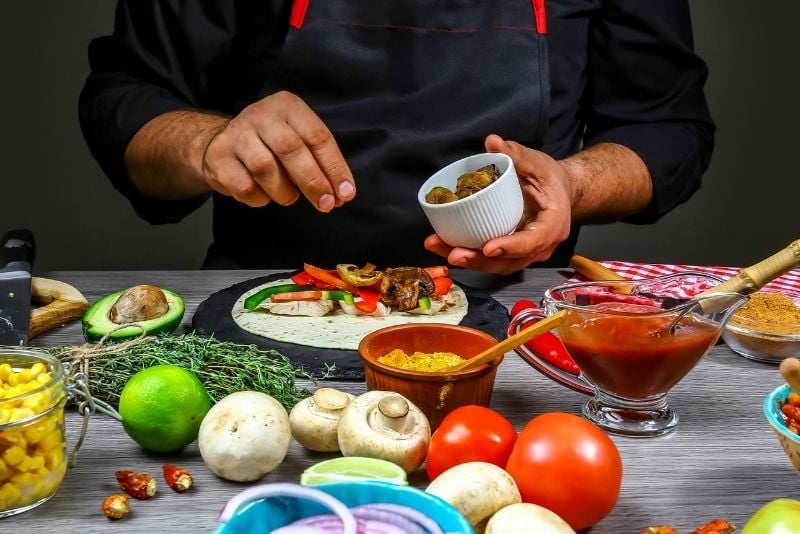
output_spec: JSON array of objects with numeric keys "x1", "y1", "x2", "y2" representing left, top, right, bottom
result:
[{"x1": 232, "y1": 279, "x2": 469, "y2": 350}]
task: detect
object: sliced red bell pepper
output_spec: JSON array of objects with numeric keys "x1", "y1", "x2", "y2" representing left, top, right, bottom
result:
[
  {"x1": 303, "y1": 263, "x2": 359, "y2": 294},
  {"x1": 291, "y1": 270, "x2": 337, "y2": 290},
  {"x1": 424, "y1": 266, "x2": 449, "y2": 279},
  {"x1": 431, "y1": 276, "x2": 453, "y2": 297},
  {"x1": 355, "y1": 287, "x2": 381, "y2": 313},
  {"x1": 511, "y1": 299, "x2": 581, "y2": 376}
]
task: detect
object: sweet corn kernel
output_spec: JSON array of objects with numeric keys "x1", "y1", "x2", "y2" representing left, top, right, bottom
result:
[
  {"x1": 15, "y1": 455, "x2": 32, "y2": 472},
  {"x1": 44, "y1": 448, "x2": 63, "y2": 471},
  {"x1": 28, "y1": 456, "x2": 44, "y2": 471},
  {"x1": 9, "y1": 408, "x2": 34, "y2": 423},
  {"x1": 2, "y1": 446, "x2": 24, "y2": 466},
  {"x1": 0, "y1": 482, "x2": 21, "y2": 504},
  {"x1": 3, "y1": 386, "x2": 19, "y2": 399},
  {"x1": 11, "y1": 472, "x2": 34, "y2": 486},
  {"x1": 28, "y1": 363, "x2": 45, "y2": 379},
  {"x1": 0, "y1": 411, "x2": 9, "y2": 425},
  {"x1": 36, "y1": 373, "x2": 50, "y2": 385},
  {"x1": 37, "y1": 431, "x2": 61, "y2": 455},
  {"x1": 0, "y1": 364, "x2": 11, "y2": 381},
  {"x1": 6, "y1": 373, "x2": 18, "y2": 387},
  {"x1": 23, "y1": 421, "x2": 52, "y2": 445}
]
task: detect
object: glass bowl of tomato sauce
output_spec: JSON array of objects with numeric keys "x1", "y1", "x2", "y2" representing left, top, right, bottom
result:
[{"x1": 511, "y1": 273, "x2": 748, "y2": 437}]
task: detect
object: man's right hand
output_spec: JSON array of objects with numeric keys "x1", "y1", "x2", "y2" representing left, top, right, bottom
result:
[{"x1": 202, "y1": 91, "x2": 356, "y2": 211}]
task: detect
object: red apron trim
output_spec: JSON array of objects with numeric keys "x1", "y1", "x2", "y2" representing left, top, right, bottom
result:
[
  {"x1": 290, "y1": 0, "x2": 310, "y2": 30},
  {"x1": 532, "y1": 0, "x2": 547, "y2": 34}
]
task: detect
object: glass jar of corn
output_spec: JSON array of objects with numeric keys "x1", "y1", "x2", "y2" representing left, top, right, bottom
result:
[{"x1": 0, "y1": 349, "x2": 67, "y2": 518}]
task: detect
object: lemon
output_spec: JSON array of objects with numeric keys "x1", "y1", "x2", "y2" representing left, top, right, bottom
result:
[
  {"x1": 300, "y1": 457, "x2": 408, "y2": 486},
  {"x1": 119, "y1": 364, "x2": 212, "y2": 453}
]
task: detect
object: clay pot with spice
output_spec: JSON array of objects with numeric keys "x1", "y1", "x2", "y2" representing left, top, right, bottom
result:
[{"x1": 722, "y1": 291, "x2": 800, "y2": 363}]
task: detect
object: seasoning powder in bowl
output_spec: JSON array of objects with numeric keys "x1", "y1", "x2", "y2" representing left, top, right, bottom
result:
[
  {"x1": 723, "y1": 292, "x2": 800, "y2": 363},
  {"x1": 377, "y1": 350, "x2": 463, "y2": 373}
]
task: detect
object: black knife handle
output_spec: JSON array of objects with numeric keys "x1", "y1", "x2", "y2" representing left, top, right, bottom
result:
[{"x1": 1, "y1": 229, "x2": 36, "y2": 268}]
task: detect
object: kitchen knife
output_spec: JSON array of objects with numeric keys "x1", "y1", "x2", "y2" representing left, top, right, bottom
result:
[{"x1": 0, "y1": 229, "x2": 35, "y2": 345}]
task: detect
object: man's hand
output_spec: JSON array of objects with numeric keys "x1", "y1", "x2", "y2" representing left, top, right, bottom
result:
[
  {"x1": 202, "y1": 91, "x2": 355, "y2": 211},
  {"x1": 424, "y1": 134, "x2": 652, "y2": 274},
  {"x1": 424, "y1": 134, "x2": 573, "y2": 275},
  {"x1": 125, "y1": 91, "x2": 356, "y2": 212}
]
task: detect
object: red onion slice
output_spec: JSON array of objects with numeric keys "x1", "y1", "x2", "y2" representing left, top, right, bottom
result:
[
  {"x1": 353, "y1": 504, "x2": 443, "y2": 534},
  {"x1": 217, "y1": 483, "x2": 356, "y2": 534}
]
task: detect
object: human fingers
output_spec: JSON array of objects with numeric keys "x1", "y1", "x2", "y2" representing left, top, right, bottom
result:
[
  {"x1": 232, "y1": 129, "x2": 300, "y2": 206},
  {"x1": 423, "y1": 234, "x2": 454, "y2": 260},
  {"x1": 203, "y1": 132, "x2": 271, "y2": 207},
  {"x1": 254, "y1": 92, "x2": 355, "y2": 212}
]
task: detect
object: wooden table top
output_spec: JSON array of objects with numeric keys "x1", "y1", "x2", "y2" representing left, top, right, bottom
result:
[{"x1": 8, "y1": 269, "x2": 795, "y2": 533}]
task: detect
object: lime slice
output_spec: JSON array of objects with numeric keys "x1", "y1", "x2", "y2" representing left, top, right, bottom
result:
[{"x1": 300, "y1": 457, "x2": 408, "y2": 486}]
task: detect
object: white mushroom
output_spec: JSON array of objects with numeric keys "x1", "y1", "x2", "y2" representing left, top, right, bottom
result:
[
  {"x1": 198, "y1": 391, "x2": 291, "y2": 482},
  {"x1": 289, "y1": 388, "x2": 355, "y2": 452},
  {"x1": 486, "y1": 503, "x2": 576, "y2": 534},
  {"x1": 337, "y1": 391, "x2": 431, "y2": 473},
  {"x1": 426, "y1": 462, "x2": 521, "y2": 532}
]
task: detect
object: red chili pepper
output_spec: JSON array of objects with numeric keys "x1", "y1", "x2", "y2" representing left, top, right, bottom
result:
[
  {"x1": 511, "y1": 299, "x2": 580, "y2": 375},
  {"x1": 115, "y1": 470, "x2": 156, "y2": 500},
  {"x1": 162, "y1": 464, "x2": 193, "y2": 493}
]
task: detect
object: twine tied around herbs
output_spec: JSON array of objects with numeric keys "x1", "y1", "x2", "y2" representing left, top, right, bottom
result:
[{"x1": 52, "y1": 325, "x2": 143, "y2": 467}]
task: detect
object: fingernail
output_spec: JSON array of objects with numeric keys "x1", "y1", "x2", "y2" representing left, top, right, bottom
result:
[
  {"x1": 338, "y1": 181, "x2": 354, "y2": 198},
  {"x1": 318, "y1": 194, "x2": 335, "y2": 211},
  {"x1": 487, "y1": 248, "x2": 503, "y2": 257}
]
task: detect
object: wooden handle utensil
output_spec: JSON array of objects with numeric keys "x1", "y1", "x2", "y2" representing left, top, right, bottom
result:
[
  {"x1": 29, "y1": 277, "x2": 89, "y2": 340},
  {"x1": 780, "y1": 357, "x2": 800, "y2": 394},
  {"x1": 569, "y1": 255, "x2": 627, "y2": 282},
  {"x1": 442, "y1": 310, "x2": 567, "y2": 373},
  {"x1": 698, "y1": 240, "x2": 800, "y2": 299}
]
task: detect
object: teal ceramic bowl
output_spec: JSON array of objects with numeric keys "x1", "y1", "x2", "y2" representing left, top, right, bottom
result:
[
  {"x1": 215, "y1": 480, "x2": 473, "y2": 533},
  {"x1": 764, "y1": 384, "x2": 800, "y2": 473}
]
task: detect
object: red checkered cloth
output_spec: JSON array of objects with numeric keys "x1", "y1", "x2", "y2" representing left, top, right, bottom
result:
[{"x1": 569, "y1": 261, "x2": 800, "y2": 300}]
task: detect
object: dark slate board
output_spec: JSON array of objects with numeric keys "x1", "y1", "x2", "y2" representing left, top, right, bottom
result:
[{"x1": 192, "y1": 272, "x2": 510, "y2": 380}]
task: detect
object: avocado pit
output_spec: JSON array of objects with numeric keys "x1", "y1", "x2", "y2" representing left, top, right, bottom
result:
[{"x1": 110, "y1": 284, "x2": 170, "y2": 324}]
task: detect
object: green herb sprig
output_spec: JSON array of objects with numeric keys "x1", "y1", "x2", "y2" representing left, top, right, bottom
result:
[{"x1": 47, "y1": 333, "x2": 314, "y2": 411}]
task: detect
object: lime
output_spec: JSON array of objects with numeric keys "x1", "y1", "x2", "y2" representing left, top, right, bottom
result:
[
  {"x1": 300, "y1": 457, "x2": 408, "y2": 486},
  {"x1": 119, "y1": 364, "x2": 212, "y2": 453}
]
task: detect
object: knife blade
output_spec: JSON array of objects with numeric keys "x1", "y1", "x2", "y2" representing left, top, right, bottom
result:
[{"x1": 0, "y1": 229, "x2": 36, "y2": 345}]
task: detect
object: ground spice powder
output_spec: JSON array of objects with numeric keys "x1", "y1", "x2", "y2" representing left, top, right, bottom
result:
[
  {"x1": 378, "y1": 349, "x2": 463, "y2": 372},
  {"x1": 730, "y1": 293, "x2": 800, "y2": 335}
]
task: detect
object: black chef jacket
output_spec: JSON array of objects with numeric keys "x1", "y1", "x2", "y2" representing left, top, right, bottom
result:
[{"x1": 79, "y1": 1, "x2": 714, "y2": 270}]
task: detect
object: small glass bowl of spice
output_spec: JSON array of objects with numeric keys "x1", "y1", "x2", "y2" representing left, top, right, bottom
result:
[{"x1": 722, "y1": 291, "x2": 800, "y2": 363}]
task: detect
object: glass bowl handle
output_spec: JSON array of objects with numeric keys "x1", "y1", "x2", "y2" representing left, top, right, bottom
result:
[{"x1": 508, "y1": 308, "x2": 595, "y2": 396}]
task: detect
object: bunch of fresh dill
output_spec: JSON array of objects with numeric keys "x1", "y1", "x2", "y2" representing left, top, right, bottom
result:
[{"x1": 46, "y1": 333, "x2": 313, "y2": 410}]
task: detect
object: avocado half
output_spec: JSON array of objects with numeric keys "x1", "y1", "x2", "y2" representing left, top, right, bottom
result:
[{"x1": 82, "y1": 287, "x2": 185, "y2": 342}]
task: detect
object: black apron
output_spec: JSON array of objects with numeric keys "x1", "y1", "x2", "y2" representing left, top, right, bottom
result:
[{"x1": 207, "y1": 0, "x2": 579, "y2": 269}]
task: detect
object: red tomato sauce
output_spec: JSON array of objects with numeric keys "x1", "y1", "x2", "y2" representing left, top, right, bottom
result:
[{"x1": 558, "y1": 311, "x2": 720, "y2": 399}]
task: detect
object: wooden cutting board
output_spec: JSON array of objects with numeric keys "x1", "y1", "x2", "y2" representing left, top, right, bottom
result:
[{"x1": 29, "y1": 277, "x2": 89, "y2": 340}]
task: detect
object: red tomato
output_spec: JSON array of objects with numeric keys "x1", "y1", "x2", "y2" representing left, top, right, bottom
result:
[
  {"x1": 505, "y1": 412, "x2": 622, "y2": 531},
  {"x1": 425, "y1": 405, "x2": 517, "y2": 481}
]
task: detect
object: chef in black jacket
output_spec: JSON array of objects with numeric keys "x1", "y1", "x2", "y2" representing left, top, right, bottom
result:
[{"x1": 79, "y1": 1, "x2": 714, "y2": 273}]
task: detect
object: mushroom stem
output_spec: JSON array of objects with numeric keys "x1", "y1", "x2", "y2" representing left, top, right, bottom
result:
[
  {"x1": 313, "y1": 388, "x2": 351, "y2": 412},
  {"x1": 372, "y1": 396, "x2": 413, "y2": 435}
]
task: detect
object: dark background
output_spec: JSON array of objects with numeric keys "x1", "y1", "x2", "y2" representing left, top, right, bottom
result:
[{"x1": 1, "y1": 2, "x2": 796, "y2": 272}]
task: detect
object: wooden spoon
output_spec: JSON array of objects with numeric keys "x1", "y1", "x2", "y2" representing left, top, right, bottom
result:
[
  {"x1": 780, "y1": 357, "x2": 800, "y2": 393},
  {"x1": 441, "y1": 310, "x2": 567, "y2": 373}
]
